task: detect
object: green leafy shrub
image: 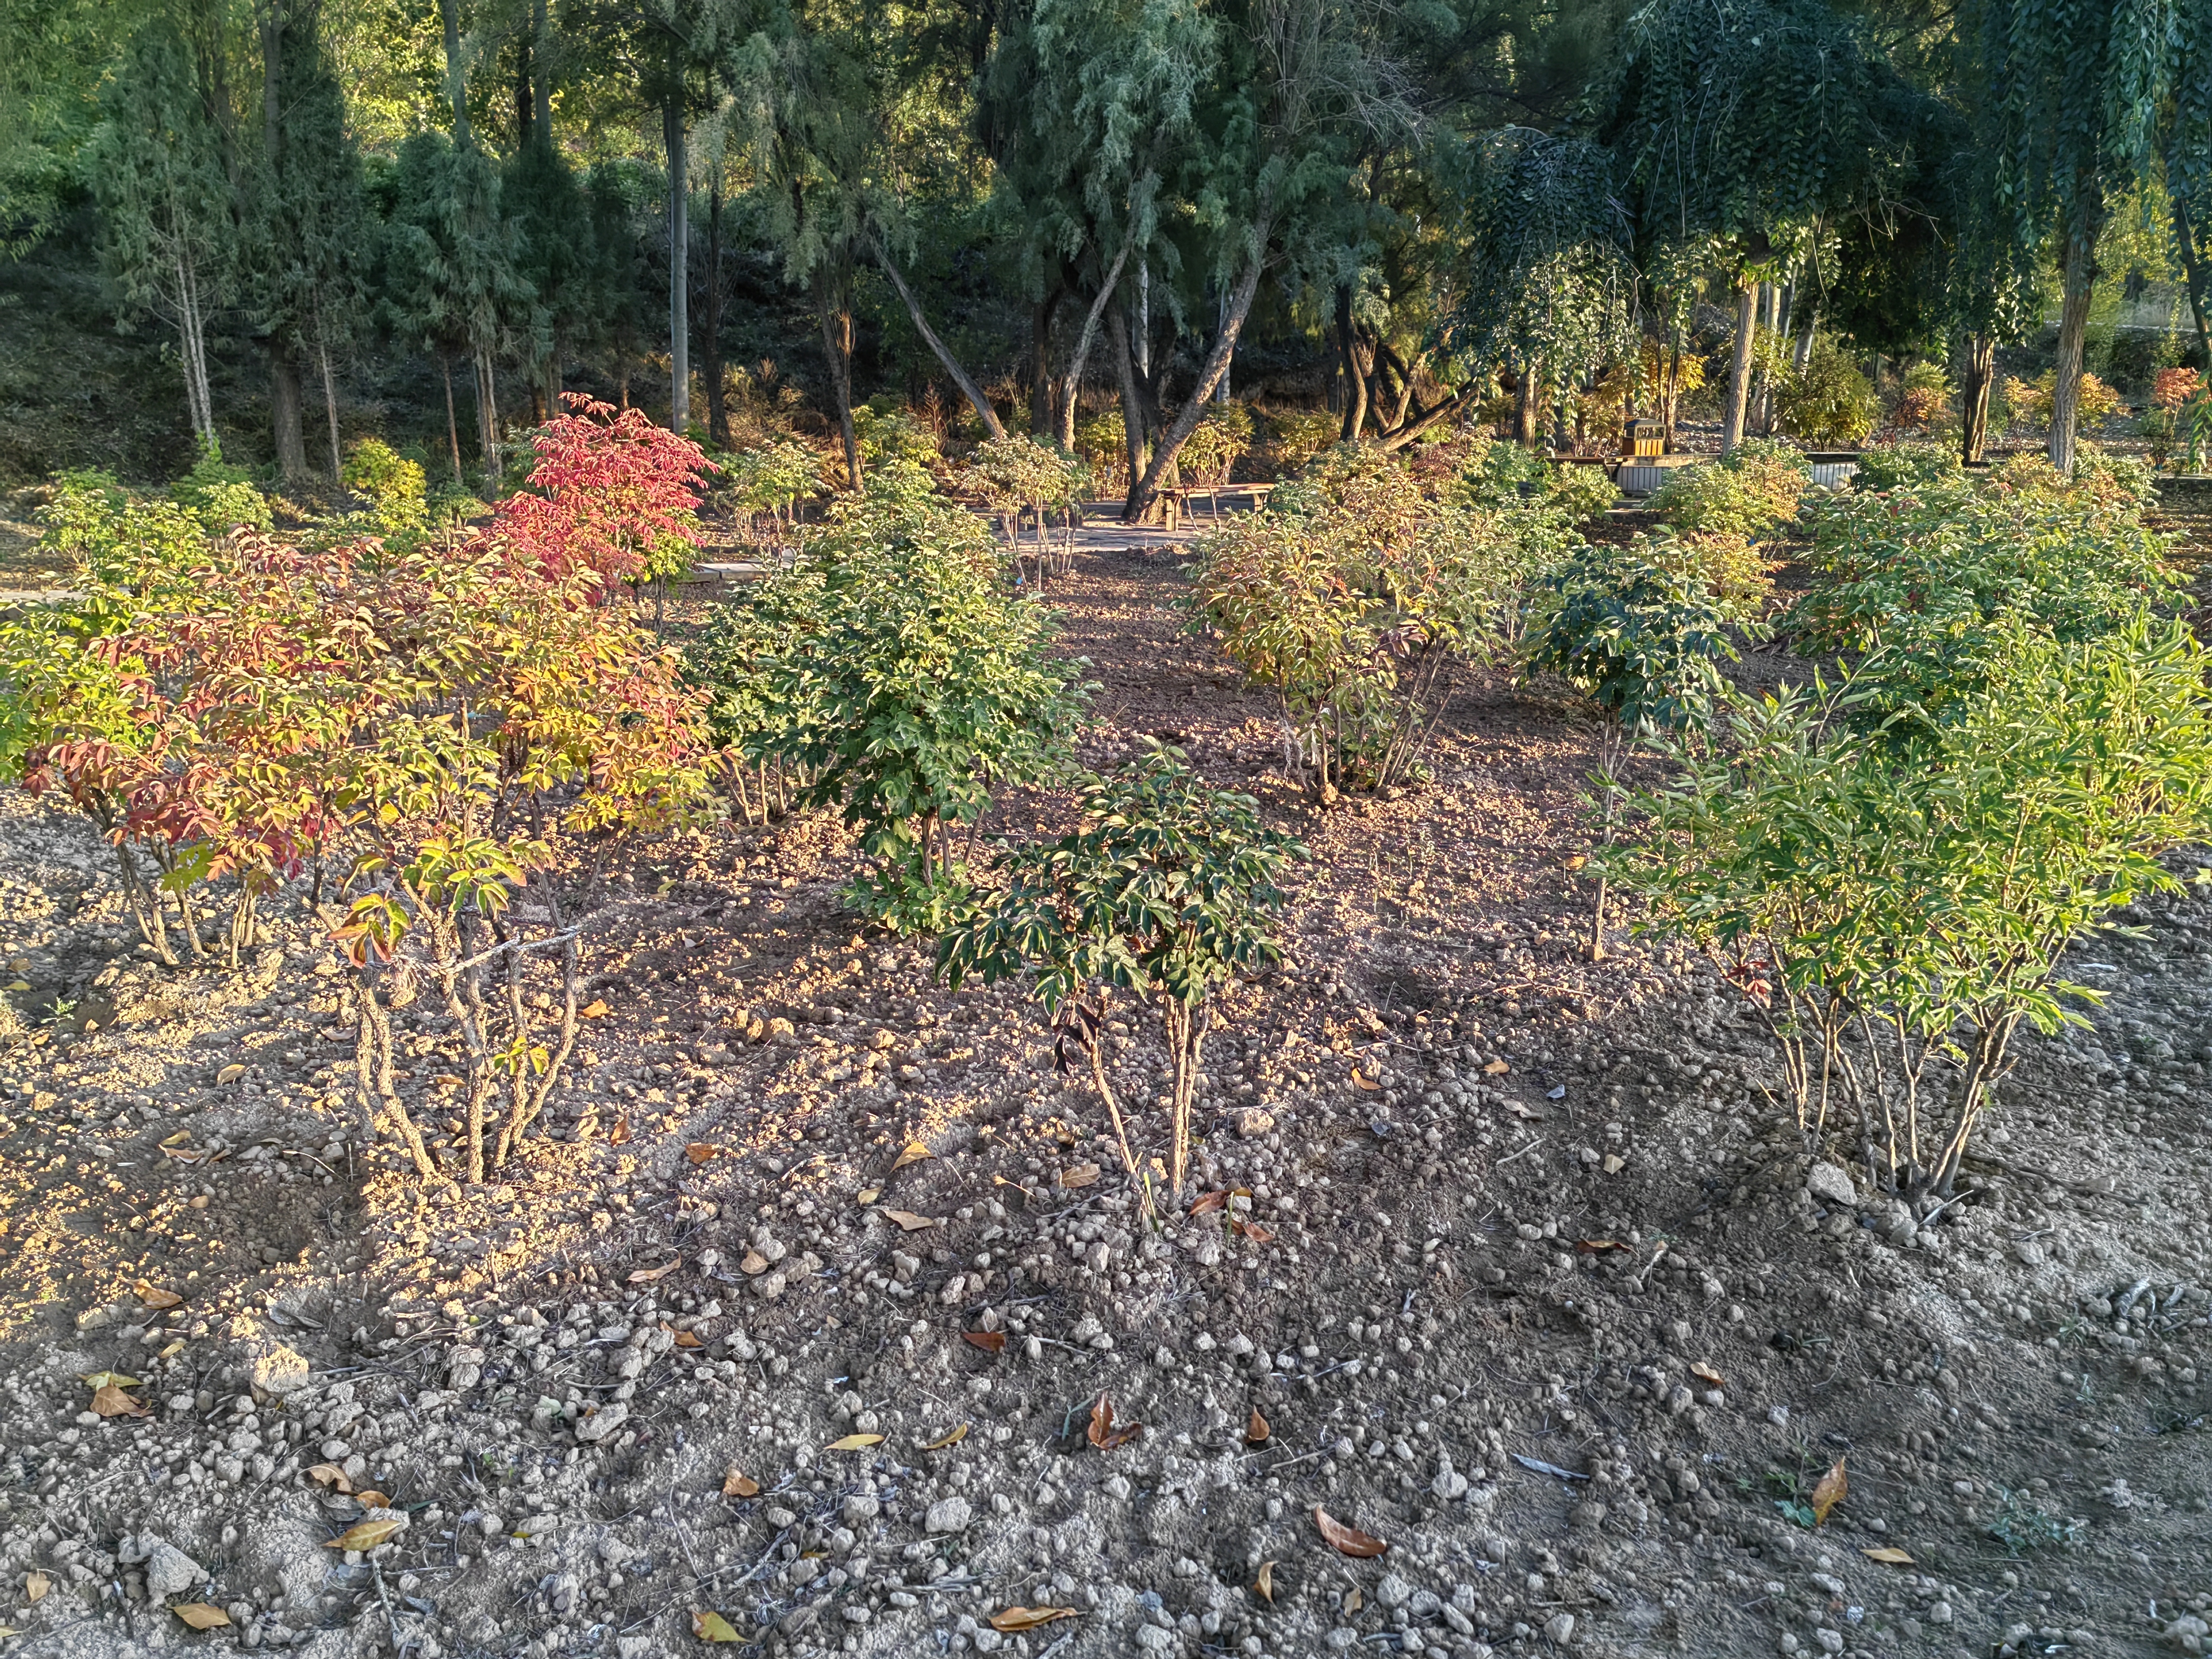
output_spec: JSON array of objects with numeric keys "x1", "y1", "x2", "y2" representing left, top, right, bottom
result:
[
  {"x1": 1618, "y1": 612, "x2": 2212, "y2": 1193},
  {"x1": 1177, "y1": 402, "x2": 1255, "y2": 487},
  {"x1": 170, "y1": 452, "x2": 273, "y2": 534},
  {"x1": 961, "y1": 435, "x2": 1091, "y2": 590},
  {"x1": 1074, "y1": 409, "x2": 1128, "y2": 490},
  {"x1": 1449, "y1": 434, "x2": 1614, "y2": 519},
  {"x1": 1889, "y1": 361, "x2": 1953, "y2": 433},
  {"x1": 688, "y1": 471, "x2": 1089, "y2": 930},
  {"x1": 727, "y1": 437, "x2": 819, "y2": 533},
  {"x1": 2002, "y1": 370, "x2": 2122, "y2": 431},
  {"x1": 1640, "y1": 528, "x2": 1772, "y2": 605},
  {"x1": 1776, "y1": 339, "x2": 1878, "y2": 446},
  {"x1": 1645, "y1": 439, "x2": 1812, "y2": 539},
  {"x1": 342, "y1": 437, "x2": 430, "y2": 539},
  {"x1": 1191, "y1": 446, "x2": 1567, "y2": 799},
  {"x1": 1265, "y1": 410, "x2": 1340, "y2": 474},
  {"x1": 1852, "y1": 440, "x2": 1960, "y2": 491},
  {"x1": 938, "y1": 743, "x2": 1301, "y2": 1198}
]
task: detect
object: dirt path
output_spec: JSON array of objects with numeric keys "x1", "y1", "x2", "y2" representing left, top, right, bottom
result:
[{"x1": 0, "y1": 546, "x2": 2204, "y2": 1659}]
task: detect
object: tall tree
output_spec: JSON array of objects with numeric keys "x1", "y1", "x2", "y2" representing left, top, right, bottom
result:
[{"x1": 90, "y1": 19, "x2": 236, "y2": 455}]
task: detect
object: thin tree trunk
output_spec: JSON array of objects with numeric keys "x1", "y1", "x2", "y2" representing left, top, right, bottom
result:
[
  {"x1": 1336, "y1": 285, "x2": 1370, "y2": 442},
  {"x1": 1107, "y1": 299, "x2": 1147, "y2": 491},
  {"x1": 2048, "y1": 212, "x2": 2099, "y2": 476},
  {"x1": 1960, "y1": 332, "x2": 1995, "y2": 465},
  {"x1": 531, "y1": 0, "x2": 552, "y2": 142},
  {"x1": 1513, "y1": 363, "x2": 1540, "y2": 447},
  {"x1": 438, "y1": 0, "x2": 470, "y2": 147},
  {"x1": 871, "y1": 238, "x2": 1006, "y2": 440},
  {"x1": 1056, "y1": 244, "x2": 1130, "y2": 452},
  {"x1": 1124, "y1": 205, "x2": 1270, "y2": 524},
  {"x1": 705, "y1": 176, "x2": 727, "y2": 449},
  {"x1": 664, "y1": 98, "x2": 689, "y2": 433},
  {"x1": 176, "y1": 252, "x2": 213, "y2": 451},
  {"x1": 317, "y1": 316, "x2": 342, "y2": 481},
  {"x1": 815, "y1": 267, "x2": 861, "y2": 488},
  {"x1": 1721, "y1": 278, "x2": 1757, "y2": 453},
  {"x1": 442, "y1": 353, "x2": 464, "y2": 483},
  {"x1": 474, "y1": 346, "x2": 499, "y2": 481}
]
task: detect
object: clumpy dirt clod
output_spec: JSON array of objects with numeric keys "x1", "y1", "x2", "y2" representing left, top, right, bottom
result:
[{"x1": 0, "y1": 543, "x2": 2206, "y2": 1659}]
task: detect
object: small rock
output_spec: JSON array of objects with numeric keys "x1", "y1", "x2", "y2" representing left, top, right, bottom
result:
[
  {"x1": 1134, "y1": 1626, "x2": 1173, "y2": 1653},
  {"x1": 1805, "y1": 1163, "x2": 1856, "y2": 1208},
  {"x1": 251, "y1": 1345, "x2": 311, "y2": 1397},
  {"x1": 1544, "y1": 1612, "x2": 1576, "y2": 1643},
  {"x1": 575, "y1": 1402, "x2": 629, "y2": 1444},
  {"x1": 1813, "y1": 1629, "x2": 1844, "y2": 1655},
  {"x1": 1233, "y1": 1107, "x2": 1276, "y2": 1138},
  {"x1": 1926, "y1": 1601, "x2": 1954, "y2": 1625},
  {"x1": 925, "y1": 1497, "x2": 973, "y2": 1534},
  {"x1": 144, "y1": 1541, "x2": 206, "y2": 1599},
  {"x1": 1376, "y1": 1573, "x2": 1414, "y2": 1609}
]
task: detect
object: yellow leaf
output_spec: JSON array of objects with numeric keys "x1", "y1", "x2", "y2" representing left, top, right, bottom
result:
[
  {"x1": 856, "y1": 1188, "x2": 881, "y2": 1205},
  {"x1": 80, "y1": 1370, "x2": 140, "y2": 1390},
  {"x1": 305, "y1": 1462, "x2": 355, "y2": 1494},
  {"x1": 891, "y1": 1141, "x2": 933, "y2": 1172},
  {"x1": 1252, "y1": 1561, "x2": 1275, "y2": 1603},
  {"x1": 1482, "y1": 1058, "x2": 1510, "y2": 1075},
  {"x1": 354, "y1": 1490, "x2": 392, "y2": 1510},
  {"x1": 721, "y1": 1468, "x2": 760, "y2": 1499},
  {"x1": 322, "y1": 1518, "x2": 404, "y2": 1552},
  {"x1": 217, "y1": 1064, "x2": 246, "y2": 1085},
  {"x1": 685, "y1": 1143, "x2": 719, "y2": 1165},
  {"x1": 1862, "y1": 1547, "x2": 1916, "y2": 1566},
  {"x1": 1058, "y1": 1163, "x2": 1101, "y2": 1189},
  {"x1": 172, "y1": 1603, "x2": 231, "y2": 1630},
  {"x1": 580, "y1": 999, "x2": 611, "y2": 1019},
  {"x1": 988, "y1": 1607, "x2": 1077, "y2": 1633},
  {"x1": 1809, "y1": 1456, "x2": 1848, "y2": 1526},
  {"x1": 134, "y1": 1281, "x2": 185, "y2": 1310},
  {"x1": 824, "y1": 1433, "x2": 884, "y2": 1452},
  {"x1": 24, "y1": 1571, "x2": 49, "y2": 1603},
  {"x1": 920, "y1": 1424, "x2": 970, "y2": 1452},
  {"x1": 1351, "y1": 1070, "x2": 1380, "y2": 1091},
  {"x1": 691, "y1": 1609, "x2": 743, "y2": 1643},
  {"x1": 882, "y1": 1210, "x2": 935, "y2": 1232},
  {"x1": 160, "y1": 1130, "x2": 192, "y2": 1147},
  {"x1": 627, "y1": 1259, "x2": 680, "y2": 1284}
]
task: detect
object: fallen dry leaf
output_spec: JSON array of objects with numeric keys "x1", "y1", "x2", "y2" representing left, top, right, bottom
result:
[
  {"x1": 673, "y1": 1330, "x2": 703, "y2": 1350},
  {"x1": 323, "y1": 1518, "x2": 403, "y2": 1552},
  {"x1": 89, "y1": 1384, "x2": 146, "y2": 1419},
  {"x1": 217, "y1": 1063, "x2": 246, "y2": 1085},
  {"x1": 691, "y1": 1609, "x2": 742, "y2": 1643},
  {"x1": 1505, "y1": 1100, "x2": 1545, "y2": 1120},
  {"x1": 1344, "y1": 1587, "x2": 1365, "y2": 1615},
  {"x1": 1189, "y1": 1189, "x2": 1229, "y2": 1215},
  {"x1": 1233, "y1": 1217, "x2": 1276, "y2": 1244},
  {"x1": 921, "y1": 1424, "x2": 970, "y2": 1452},
  {"x1": 988, "y1": 1607, "x2": 1077, "y2": 1633},
  {"x1": 354, "y1": 1490, "x2": 392, "y2": 1510},
  {"x1": 739, "y1": 1250, "x2": 769, "y2": 1274},
  {"x1": 685, "y1": 1143, "x2": 718, "y2": 1165},
  {"x1": 1058, "y1": 1163, "x2": 1101, "y2": 1189},
  {"x1": 824, "y1": 1434, "x2": 884, "y2": 1452},
  {"x1": 1809, "y1": 1456, "x2": 1848, "y2": 1526},
  {"x1": 891, "y1": 1141, "x2": 933, "y2": 1173},
  {"x1": 626, "y1": 1259, "x2": 680, "y2": 1284},
  {"x1": 1690, "y1": 1361, "x2": 1726, "y2": 1389},
  {"x1": 882, "y1": 1210, "x2": 936, "y2": 1232},
  {"x1": 1351, "y1": 1069, "x2": 1380, "y2": 1091},
  {"x1": 24, "y1": 1571, "x2": 48, "y2": 1603},
  {"x1": 1251, "y1": 1561, "x2": 1274, "y2": 1603},
  {"x1": 133, "y1": 1281, "x2": 184, "y2": 1310},
  {"x1": 1564, "y1": 853, "x2": 1589, "y2": 870},
  {"x1": 962, "y1": 1331, "x2": 1007, "y2": 1354},
  {"x1": 1087, "y1": 1393, "x2": 1142, "y2": 1451},
  {"x1": 1482, "y1": 1058, "x2": 1511, "y2": 1075},
  {"x1": 1313, "y1": 1506, "x2": 1388, "y2": 1558},
  {"x1": 171, "y1": 1603, "x2": 231, "y2": 1630},
  {"x1": 608, "y1": 1114, "x2": 631, "y2": 1145},
  {"x1": 305, "y1": 1463, "x2": 354, "y2": 1494},
  {"x1": 1862, "y1": 1546, "x2": 1916, "y2": 1566},
  {"x1": 855, "y1": 1187, "x2": 880, "y2": 1205},
  {"x1": 1573, "y1": 1239, "x2": 1628, "y2": 1255},
  {"x1": 580, "y1": 999, "x2": 611, "y2": 1019},
  {"x1": 721, "y1": 1468, "x2": 760, "y2": 1499},
  {"x1": 80, "y1": 1370, "x2": 140, "y2": 1390},
  {"x1": 1245, "y1": 1407, "x2": 1270, "y2": 1446}
]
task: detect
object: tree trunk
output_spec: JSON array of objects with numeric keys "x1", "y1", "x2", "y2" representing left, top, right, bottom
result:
[
  {"x1": 442, "y1": 354, "x2": 464, "y2": 483},
  {"x1": 872, "y1": 238, "x2": 1006, "y2": 440},
  {"x1": 815, "y1": 266, "x2": 861, "y2": 488},
  {"x1": 1107, "y1": 299, "x2": 1148, "y2": 490},
  {"x1": 1334, "y1": 286, "x2": 1368, "y2": 441},
  {"x1": 1793, "y1": 302, "x2": 1818, "y2": 375},
  {"x1": 1720, "y1": 278, "x2": 1757, "y2": 453},
  {"x1": 1960, "y1": 332, "x2": 1995, "y2": 465},
  {"x1": 2048, "y1": 213, "x2": 2099, "y2": 476},
  {"x1": 1056, "y1": 244, "x2": 1130, "y2": 452},
  {"x1": 316, "y1": 317, "x2": 341, "y2": 480},
  {"x1": 664, "y1": 98, "x2": 689, "y2": 434},
  {"x1": 704, "y1": 176, "x2": 727, "y2": 449},
  {"x1": 1512, "y1": 364, "x2": 1540, "y2": 447},
  {"x1": 438, "y1": 0, "x2": 470, "y2": 147},
  {"x1": 474, "y1": 347, "x2": 499, "y2": 481},
  {"x1": 1029, "y1": 290, "x2": 1061, "y2": 436},
  {"x1": 1122, "y1": 206, "x2": 1269, "y2": 524},
  {"x1": 177, "y1": 249, "x2": 215, "y2": 452},
  {"x1": 2175, "y1": 197, "x2": 2212, "y2": 369},
  {"x1": 268, "y1": 337, "x2": 308, "y2": 482},
  {"x1": 531, "y1": 0, "x2": 552, "y2": 144},
  {"x1": 1750, "y1": 281, "x2": 1779, "y2": 433}
]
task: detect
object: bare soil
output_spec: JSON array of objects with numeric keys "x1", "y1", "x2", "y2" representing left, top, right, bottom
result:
[{"x1": 0, "y1": 541, "x2": 2205, "y2": 1659}]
